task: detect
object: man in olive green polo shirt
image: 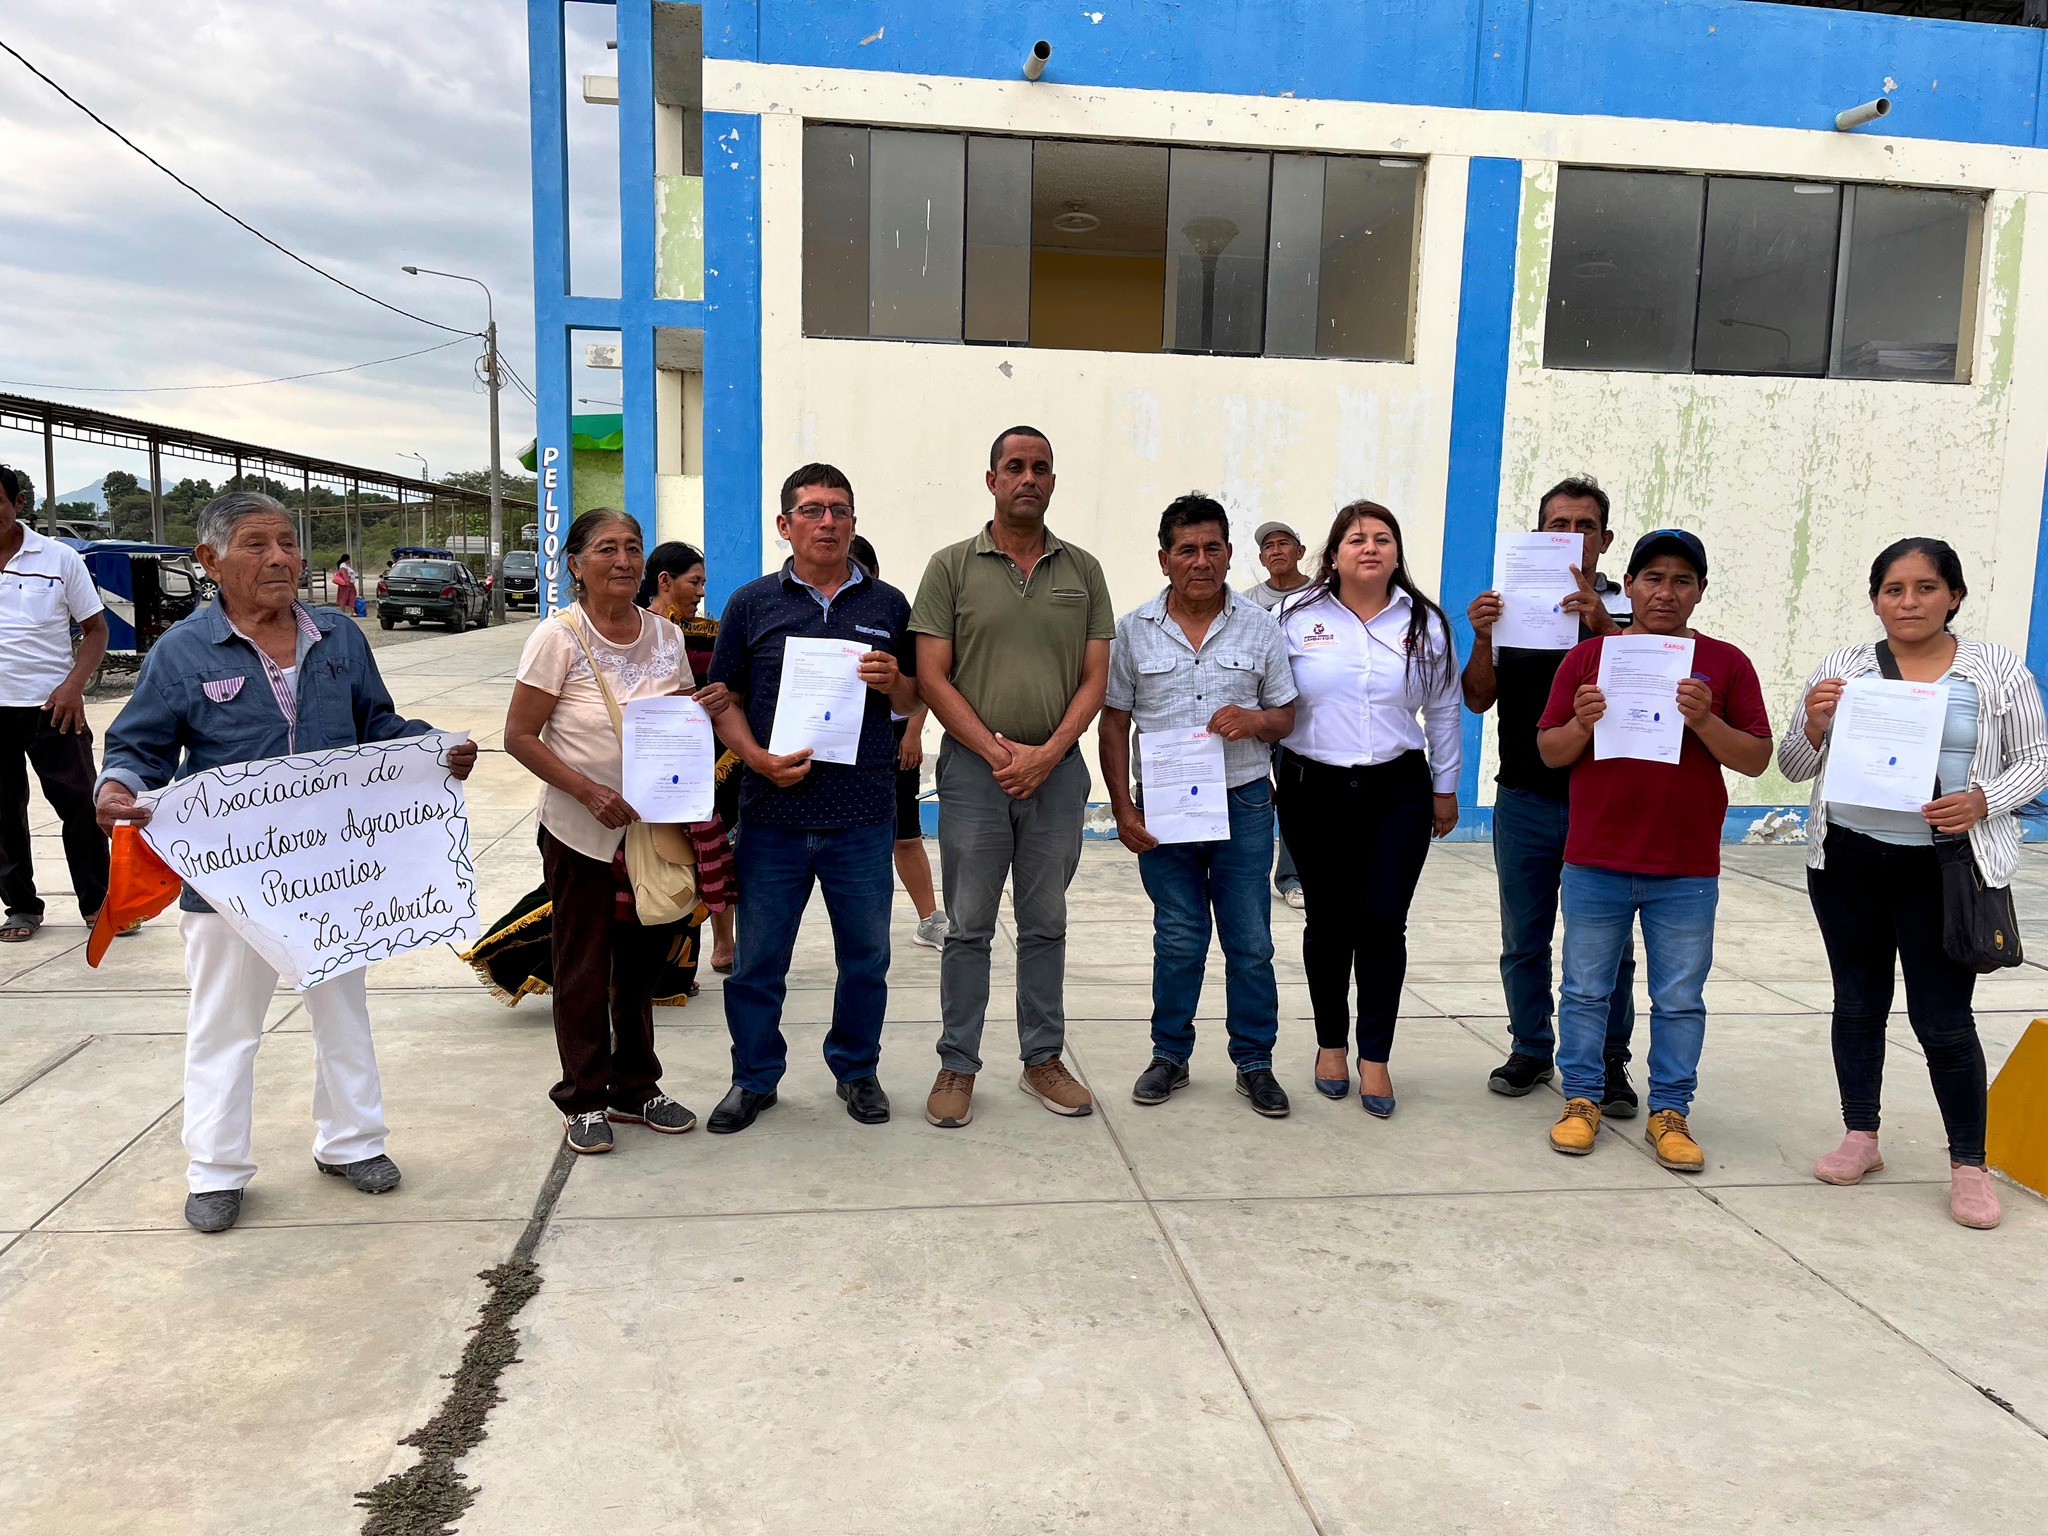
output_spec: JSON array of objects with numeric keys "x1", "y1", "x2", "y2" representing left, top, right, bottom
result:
[{"x1": 912, "y1": 425, "x2": 1114, "y2": 1128}]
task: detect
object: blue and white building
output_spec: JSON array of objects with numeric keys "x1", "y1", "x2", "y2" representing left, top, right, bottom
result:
[{"x1": 530, "y1": 0, "x2": 2048, "y2": 827}]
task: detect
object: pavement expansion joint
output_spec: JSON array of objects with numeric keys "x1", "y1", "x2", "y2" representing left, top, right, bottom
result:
[
  {"x1": 0, "y1": 1036, "x2": 94, "y2": 1105},
  {"x1": 1696, "y1": 1164, "x2": 2047, "y2": 1444},
  {"x1": 355, "y1": 1141, "x2": 579, "y2": 1534},
  {"x1": 1072, "y1": 1038, "x2": 1331, "y2": 1536}
]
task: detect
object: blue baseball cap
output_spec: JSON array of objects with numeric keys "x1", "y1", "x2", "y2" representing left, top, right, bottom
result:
[{"x1": 1627, "y1": 528, "x2": 1708, "y2": 580}]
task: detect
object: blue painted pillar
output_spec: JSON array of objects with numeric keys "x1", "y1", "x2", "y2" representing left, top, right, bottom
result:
[
  {"x1": 528, "y1": 0, "x2": 575, "y2": 612},
  {"x1": 1475, "y1": 1, "x2": 1534, "y2": 111},
  {"x1": 2028, "y1": 473, "x2": 2048, "y2": 686},
  {"x1": 703, "y1": 111, "x2": 763, "y2": 610},
  {"x1": 1442, "y1": 158, "x2": 1525, "y2": 816},
  {"x1": 618, "y1": 0, "x2": 659, "y2": 537}
]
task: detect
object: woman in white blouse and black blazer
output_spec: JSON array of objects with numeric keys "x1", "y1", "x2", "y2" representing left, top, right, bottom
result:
[
  {"x1": 1778, "y1": 537, "x2": 2048, "y2": 1231},
  {"x1": 1276, "y1": 500, "x2": 1462, "y2": 1117}
]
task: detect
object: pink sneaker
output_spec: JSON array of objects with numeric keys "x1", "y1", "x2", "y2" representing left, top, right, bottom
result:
[
  {"x1": 1814, "y1": 1130, "x2": 1884, "y2": 1186},
  {"x1": 1949, "y1": 1165, "x2": 2001, "y2": 1230}
]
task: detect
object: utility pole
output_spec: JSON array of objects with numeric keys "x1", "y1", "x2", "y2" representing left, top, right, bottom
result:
[
  {"x1": 402, "y1": 265, "x2": 505, "y2": 622},
  {"x1": 485, "y1": 315, "x2": 505, "y2": 622},
  {"x1": 399, "y1": 452, "x2": 428, "y2": 546}
]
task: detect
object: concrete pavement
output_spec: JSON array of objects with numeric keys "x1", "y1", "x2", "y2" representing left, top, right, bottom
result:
[{"x1": 3, "y1": 614, "x2": 2046, "y2": 1534}]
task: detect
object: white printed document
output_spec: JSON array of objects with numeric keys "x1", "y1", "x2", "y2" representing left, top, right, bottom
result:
[
  {"x1": 1593, "y1": 635, "x2": 1695, "y2": 764},
  {"x1": 1492, "y1": 531, "x2": 1582, "y2": 651},
  {"x1": 1822, "y1": 677, "x2": 1948, "y2": 814},
  {"x1": 768, "y1": 637, "x2": 868, "y2": 765},
  {"x1": 621, "y1": 695, "x2": 717, "y2": 822},
  {"x1": 1140, "y1": 729, "x2": 1229, "y2": 844}
]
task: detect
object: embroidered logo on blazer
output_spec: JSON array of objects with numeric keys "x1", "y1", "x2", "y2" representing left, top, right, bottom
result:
[{"x1": 202, "y1": 678, "x2": 245, "y2": 703}]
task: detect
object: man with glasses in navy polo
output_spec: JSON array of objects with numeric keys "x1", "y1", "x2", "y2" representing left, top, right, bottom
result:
[{"x1": 703, "y1": 463, "x2": 921, "y2": 1133}]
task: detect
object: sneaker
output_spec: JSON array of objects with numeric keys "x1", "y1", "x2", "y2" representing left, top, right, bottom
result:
[
  {"x1": 315, "y1": 1153, "x2": 402, "y2": 1193},
  {"x1": 1132, "y1": 1057, "x2": 1189, "y2": 1105},
  {"x1": 1488, "y1": 1051, "x2": 1553, "y2": 1097},
  {"x1": 1020, "y1": 1057, "x2": 1094, "y2": 1117},
  {"x1": 1600, "y1": 1054, "x2": 1639, "y2": 1119},
  {"x1": 1645, "y1": 1109, "x2": 1704, "y2": 1172},
  {"x1": 564, "y1": 1110, "x2": 615, "y2": 1154},
  {"x1": 183, "y1": 1188, "x2": 244, "y2": 1234},
  {"x1": 926, "y1": 1069, "x2": 976, "y2": 1128},
  {"x1": 1814, "y1": 1130, "x2": 1884, "y2": 1186},
  {"x1": 610, "y1": 1093, "x2": 697, "y2": 1134},
  {"x1": 1549, "y1": 1097, "x2": 1601, "y2": 1155},
  {"x1": 913, "y1": 911, "x2": 948, "y2": 950},
  {"x1": 1949, "y1": 1165, "x2": 2002, "y2": 1230},
  {"x1": 1282, "y1": 887, "x2": 1305, "y2": 911}
]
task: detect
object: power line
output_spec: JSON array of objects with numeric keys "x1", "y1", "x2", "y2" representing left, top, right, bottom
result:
[
  {"x1": 498, "y1": 356, "x2": 540, "y2": 406},
  {"x1": 0, "y1": 33, "x2": 475, "y2": 338},
  {"x1": 0, "y1": 336, "x2": 475, "y2": 395}
]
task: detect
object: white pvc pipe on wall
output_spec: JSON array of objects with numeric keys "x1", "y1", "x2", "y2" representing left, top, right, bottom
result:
[{"x1": 1834, "y1": 98, "x2": 1891, "y2": 131}]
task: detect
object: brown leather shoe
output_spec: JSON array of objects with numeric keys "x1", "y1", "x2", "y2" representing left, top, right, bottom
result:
[
  {"x1": 1645, "y1": 1109, "x2": 1705, "y2": 1173},
  {"x1": 1019, "y1": 1056, "x2": 1094, "y2": 1117},
  {"x1": 925, "y1": 1069, "x2": 976, "y2": 1128}
]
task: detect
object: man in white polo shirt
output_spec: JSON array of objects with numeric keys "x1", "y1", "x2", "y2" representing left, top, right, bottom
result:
[{"x1": 0, "y1": 465, "x2": 111, "y2": 943}]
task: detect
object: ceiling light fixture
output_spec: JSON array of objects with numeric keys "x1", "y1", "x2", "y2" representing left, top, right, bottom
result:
[{"x1": 1053, "y1": 202, "x2": 1100, "y2": 233}]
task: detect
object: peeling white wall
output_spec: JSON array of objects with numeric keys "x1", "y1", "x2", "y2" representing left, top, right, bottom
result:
[
  {"x1": 755, "y1": 105, "x2": 1466, "y2": 773},
  {"x1": 756, "y1": 110, "x2": 1464, "y2": 604},
  {"x1": 717, "y1": 61, "x2": 2048, "y2": 804},
  {"x1": 1493, "y1": 166, "x2": 2048, "y2": 807}
]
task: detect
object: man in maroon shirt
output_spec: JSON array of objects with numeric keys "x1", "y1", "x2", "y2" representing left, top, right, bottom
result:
[{"x1": 1535, "y1": 530, "x2": 1771, "y2": 1172}]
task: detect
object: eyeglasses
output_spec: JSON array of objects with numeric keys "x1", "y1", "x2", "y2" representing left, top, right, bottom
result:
[{"x1": 788, "y1": 502, "x2": 853, "y2": 523}]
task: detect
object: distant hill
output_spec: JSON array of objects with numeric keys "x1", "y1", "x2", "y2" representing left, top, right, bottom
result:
[{"x1": 54, "y1": 474, "x2": 166, "y2": 510}]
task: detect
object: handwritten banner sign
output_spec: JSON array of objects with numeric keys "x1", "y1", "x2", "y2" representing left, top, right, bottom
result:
[{"x1": 138, "y1": 731, "x2": 479, "y2": 990}]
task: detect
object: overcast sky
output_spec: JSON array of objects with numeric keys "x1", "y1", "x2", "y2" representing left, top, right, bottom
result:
[{"x1": 0, "y1": 0, "x2": 625, "y2": 501}]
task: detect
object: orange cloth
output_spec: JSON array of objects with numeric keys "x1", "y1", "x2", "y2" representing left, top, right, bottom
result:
[{"x1": 86, "y1": 824, "x2": 181, "y2": 967}]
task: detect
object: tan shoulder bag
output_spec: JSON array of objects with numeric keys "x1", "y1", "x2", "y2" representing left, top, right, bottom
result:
[{"x1": 559, "y1": 610, "x2": 699, "y2": 925}]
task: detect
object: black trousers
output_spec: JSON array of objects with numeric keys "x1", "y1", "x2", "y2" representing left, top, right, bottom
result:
[
  {"x1": 1806, "y1": 825, "x2": 1986, "y2": 1166},
  {"x1": 1276, "y1": 749, "x2": 1434, "y2": 1062},
  {"x1": 541, "y1": 829, "x2": 671, "y2": 1117},
  {"x1": 0, "y1": 706, "x2": 109, "y2": 921}
]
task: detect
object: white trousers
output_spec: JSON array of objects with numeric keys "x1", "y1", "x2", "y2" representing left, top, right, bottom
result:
[{"x1": 181, "y1": 911, "x2": 388, "y2": 1193}]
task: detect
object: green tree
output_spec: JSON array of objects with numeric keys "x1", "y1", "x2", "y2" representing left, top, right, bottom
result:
[
  {"x1": 101, "y1": 471, "x2": 156, "y2": 540},
  {"x1": 438, "y1": 467, "x2": 539, "y2": 504}
]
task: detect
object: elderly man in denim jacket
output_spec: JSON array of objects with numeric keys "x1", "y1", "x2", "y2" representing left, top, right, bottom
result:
[{"x1": 96, "y1": 492, "x2": 477, "y2": 1234}]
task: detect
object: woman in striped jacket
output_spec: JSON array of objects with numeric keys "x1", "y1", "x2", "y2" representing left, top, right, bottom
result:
[{"x1": 1778, "y1": 537, "x2": 2048, "y2": 1231}]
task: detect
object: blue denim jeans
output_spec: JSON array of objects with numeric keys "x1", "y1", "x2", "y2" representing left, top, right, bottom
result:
[
  {"x1": 1493, "y1": 787, "x2": 1635, "y2": 1062},
  {"x1": 725, "y1": 819, "x2": 895, "y2": 1093},
  {"x1": 1137, "y1": 779, "x2": 1280, "y2": 1072},
  {"x1": 1558, "y1": 865, "x2": 1718, "y2": 1114}
]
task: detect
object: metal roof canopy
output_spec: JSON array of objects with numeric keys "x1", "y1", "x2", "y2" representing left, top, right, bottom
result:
[{"x1": 0, "y1": 391, "x2": 535, "y2": 510}]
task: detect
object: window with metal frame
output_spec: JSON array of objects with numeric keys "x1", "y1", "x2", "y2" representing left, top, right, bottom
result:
[
  {"x1": 1545, "y1": 166, "x2": 1984, "y2": 383},
  {"x1": 801, "y1": 124, "x2": 1424, "y2": 362}
]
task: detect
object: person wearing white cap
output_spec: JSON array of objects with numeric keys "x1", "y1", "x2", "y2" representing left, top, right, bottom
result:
[
  {"x1": 1243, "y1": 522, "x2": 1312, "y2": 909},
  {"x1": 1244, "y1": 522, "x2": 1312, "y2": 612}
]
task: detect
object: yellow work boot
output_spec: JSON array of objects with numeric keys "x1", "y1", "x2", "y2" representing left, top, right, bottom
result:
[
  {"x1": 1549, "y1": 1097, "x2": 1601, "y2": 1156},
  {"x1": 1646, "y1": 1109, "x2": 1705, "y2": 1172}
]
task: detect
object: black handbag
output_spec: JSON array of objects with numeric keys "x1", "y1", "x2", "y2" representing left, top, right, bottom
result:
[{"x1": 1871, "y1": 642, "x2": 2023, "y2": 972}]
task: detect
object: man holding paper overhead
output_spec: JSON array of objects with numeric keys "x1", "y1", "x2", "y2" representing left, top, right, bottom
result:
[
  {"x1": 1461, "y1": 477, "x2": 1639, "y2": 1110},
  {"x1": 705, "y1": 464, "x2": 919, "y2": 1133},
  {"x1": 1100, "y1": 496, "x2": 1297, "y2": 1118},
  {"x1": 1535, "y1": 529, "x2": 1770, "y2": 1173},
  {"x1": 94, "y1": 491, "x2": 478, "y2": 1234}
]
